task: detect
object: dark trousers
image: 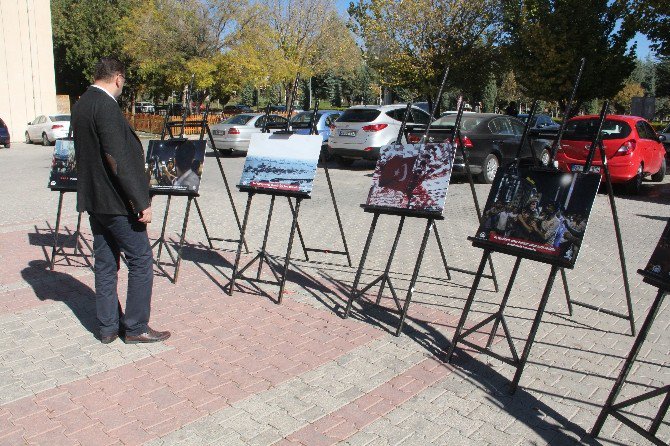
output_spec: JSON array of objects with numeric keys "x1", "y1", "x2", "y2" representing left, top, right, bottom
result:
[{"x1": 89, "y1": 213, "x2": 153, "y2": 337}]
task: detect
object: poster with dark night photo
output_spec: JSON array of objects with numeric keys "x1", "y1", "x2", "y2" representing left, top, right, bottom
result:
[
  {"x1": 48, "y1": 139, "x2": 77, "y2": 190},
  {"x1": 472, "y1": 164, "x2": 600, "y2": 268},
  {"x1": 365, "y1": 141, "x2": 456, "y2": 215},
  {"x1": 145, "y1": 139, "x2": 206, "y2": 194},
  {"x1": 639, "y1": 220, "x2": 670, "y2": 290},
  {"x1": 238, "y1": 133, "x2": 322, "y2": 196}
]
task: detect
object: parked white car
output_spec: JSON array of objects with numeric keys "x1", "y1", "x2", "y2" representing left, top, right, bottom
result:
[
  {"x1": 327, "y1": 105, "x2": 431, "y2": 166},
  {"x1": 135, "y1": 102, "x2": 155, "y2": 114},
  {"x1": 209, "y1": 113, "x2": 288, "y2": 154},
  {"x1": 25, "y1": 114, "x2": 71, "y2": 146}
]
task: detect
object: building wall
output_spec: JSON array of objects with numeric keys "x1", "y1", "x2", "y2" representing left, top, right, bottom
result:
[{"x1": 0, "y1": 0, "x2": 57, "y2": 142}]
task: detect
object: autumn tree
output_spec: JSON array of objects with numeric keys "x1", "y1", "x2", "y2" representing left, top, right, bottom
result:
[
  {"x1": 349, "y1": 0, "x2": 503, "y2": 110},
  {"x1": 613, "y1": 83, "x2": 645, "y2": 114},
  {"x1": 502, "y1": 0, "x2": 637, "y2": 116}
]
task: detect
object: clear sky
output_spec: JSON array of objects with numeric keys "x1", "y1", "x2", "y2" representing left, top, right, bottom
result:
[{"x1": 334, "y1": 0, "x2": 656, "y2": 60}]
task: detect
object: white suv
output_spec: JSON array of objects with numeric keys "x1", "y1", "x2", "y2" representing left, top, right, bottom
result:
[{"x1": 327, "y1": 105, "x2": 431, "y2": 166}]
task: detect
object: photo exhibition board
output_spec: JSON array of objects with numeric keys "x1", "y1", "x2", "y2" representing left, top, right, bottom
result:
[
  {"x1": 639, "y1": 219, "x2": 670, "y2": 290},
  {"x1": 48, "y1": 139, "x2": 77, "y2": 191},
  {"x1": 238, "y1": 133, "x2": 322, "y2": 196},
  {"x1": 365, "y1": 141, "x2": 456, "y2": 216},
  {"x1": 145, "y1": 139, "x2": 207, "y2": 195},
  {"x1": 472, "y1": 163, "x2": 601, "y2": 268}
]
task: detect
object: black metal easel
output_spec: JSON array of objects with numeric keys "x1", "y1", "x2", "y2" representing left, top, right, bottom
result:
[
  {"x1": 591, "y1": 275, "x2": 668, "y2": 444},
  {"x1": 446, "y1": 101, "x2": 611, "y2": 394},
  {"x1": 49, "y1": 189, "x2": 93, "y2": 270}
]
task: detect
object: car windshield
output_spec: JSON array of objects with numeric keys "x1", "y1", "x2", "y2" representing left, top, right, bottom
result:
[
  {"x1": 50, "y1": 115, "x2": 70, "y2": 122},
  {"x1": 291, "y1": 112, "x2": 323, "y2": 128},
  {"x1": 223, "y1": 114, "x2": 254, "y2": 125},
  {"x1": 432, "y1": 115, "x2": 486, "y2": 130},
  {"x1": 338, "y1": 109, "x2": 381, "y2": 122},
  {"x1": 563, "y1": 119, "x2": 632, "y2": 140}
]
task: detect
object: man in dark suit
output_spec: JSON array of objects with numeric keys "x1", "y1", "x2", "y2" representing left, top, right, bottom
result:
[{"x1": 72, "y1": 57, "x2": 170, "y2": 344}]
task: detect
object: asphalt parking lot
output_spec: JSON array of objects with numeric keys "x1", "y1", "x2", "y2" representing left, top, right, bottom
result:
[{"x1": 0, "y1": 141, "x2": 668, "y2": 445}]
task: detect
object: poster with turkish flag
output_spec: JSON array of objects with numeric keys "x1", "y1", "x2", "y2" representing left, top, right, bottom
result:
[{"x1": 365, "y1": 142, "x2": 456, "y2": 215}]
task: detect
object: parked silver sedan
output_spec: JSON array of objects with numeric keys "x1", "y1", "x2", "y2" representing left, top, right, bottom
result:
[{"x1": 209, "y1": 113, "x2": 288, "y2": 154}]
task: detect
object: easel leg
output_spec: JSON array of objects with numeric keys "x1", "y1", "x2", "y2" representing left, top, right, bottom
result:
[
  {"x1": 286, "y1": 197, "x2": 309, "y2": 261},
  {"x1": 395, "y1": 218, "x2": 433, "y2": 336},
  {"x1": 323, "y1": 163, "x2": 352, "y2": 267},
  {"x1": 156, "y1": 195, "x2": 172, "y2": 262},
  {"x1": 278, "y1": 198, "x2": 302, "y2": 304},
  {"x1": 486, "y1": 257, "x2": 522, "y2": 348},
  {"x1": 432, "y1": 222, "x2": 451, "y2": 281},
  {"x1": 228, "y1": 194, "x2": 254, "y2": 296},
  {"x1": 447, "y1": 250, "x2": 490, "y2": 362},
  {"x1": 591, "y1": 289, "x2": 666, "y2": 437},
  {"x1": 193, "y1": 198, "x2": 214, "y2": 249},
  {"x1": 376, "y1": 216, "x2": 405, "y2": 304},
  {"x1": 173, "y1": 197, "x2": 193, "y2": 283},
  {"x1": 257, "y1": 195, "x2": 276, "y2": 279},
  {"x1": 213, "y1": 145, "x2": 249, "y2": 253},
  {"x1": 344, "y1": 213, "x2": 380, "y2": 318},
  {"x1": 560, "y1": 268, "x2": 573, "y2": 316},
  {"x1": 50, "y1": 191, "x2": 65, "y2": 270},
  {"x1": 509, "y1": 265, "x2": 559, "y2": 394}
]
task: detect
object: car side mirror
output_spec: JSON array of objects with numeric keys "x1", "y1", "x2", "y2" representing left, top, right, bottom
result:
[{"x1": 659, "y1": 134, "x2": 666, "y2": 142}]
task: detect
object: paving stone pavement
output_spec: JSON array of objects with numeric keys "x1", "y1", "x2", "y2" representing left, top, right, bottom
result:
[{"x1": 0, "y1": 142, "x2": 668, "y2": 445}]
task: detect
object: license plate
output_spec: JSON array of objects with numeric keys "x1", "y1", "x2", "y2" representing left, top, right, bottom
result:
[
  {"x1": 213, "y1": 130, "x2": 225, "y2": 135},
  {"x1": 571, "y1": 164, "x2": 600, "y2": 173},
  {"x1": 339, "y1": 130, "x2": 356, "y2": 137}
]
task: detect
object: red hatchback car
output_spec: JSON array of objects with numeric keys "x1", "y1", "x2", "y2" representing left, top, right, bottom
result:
[{"x1": 555, "y1": 115, "x2": 666, "y2": 193}]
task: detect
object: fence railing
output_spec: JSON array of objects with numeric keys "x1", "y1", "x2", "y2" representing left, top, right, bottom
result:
[{"x1": 123, "y1": 113, "x2": 226, "y2": 135}]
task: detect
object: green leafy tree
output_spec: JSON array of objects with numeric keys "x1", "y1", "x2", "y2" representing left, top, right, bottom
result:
[
  {"x1": 503, "y1": 0, "x2": 637, "y2": 115},
  {"x1": 482, "y1": 73, "x2": 497, "y2": 112}
]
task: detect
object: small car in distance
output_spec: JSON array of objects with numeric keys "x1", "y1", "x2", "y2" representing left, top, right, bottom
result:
[
  {"x1": 0, "y1": 117, "x2": 10, "y2": 148},
  {"x1": 518, "y1": 113, "x2": 560, "y2": 131},
  {"x1": 555, "y1": 115, "x2": 666, "y2": 194},
  {"x1": 134, "y1": 102, "x2": 155, "y2": 114},
  {"x1": 222, "y1": 104, "x2": 253, "y2": 115},
  {"x1": 209, "y1": 113, "x2": 288, "y2": 154},
  {"x1": 25, "y1": 114, "x2": 71, "y2": 146}
]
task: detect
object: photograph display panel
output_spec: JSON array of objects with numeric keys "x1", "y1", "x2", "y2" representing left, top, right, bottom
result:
[
  {"x1": 48, "y1": 139, "x2": 77, "y2": 190},
  {"x1": 238, "y1": 133, "x2": 322, "y2": 195},
  {"x1": 145, "y1": 139, "x2": 206, "y2": 194},
  {"x1": 473, "y1": 164, "x2": 600, "y2": 267},
  {"x1": 365, "y1": 141, "x2": 456, "y2": 215},
  {"x1": 639, "y1": 220, "x2": 670, "y2": 290}
]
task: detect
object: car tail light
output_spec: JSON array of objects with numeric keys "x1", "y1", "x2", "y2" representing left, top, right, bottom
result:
[
  {"x1": 407, "y1": 134, "x2": 421, "y2": 143},
  {"x1": 228, "y1": 127, "x2": 240, "y2": 135},
  {"x1": 455, "y1": 136, "x2": 473, "y2": 149},
  {"x1": 363, "y1": 147, "x2": 375, "y2": 151},
  {"x1": 615, "y1": 140, "x2": 636, "y2": 156},
  {"x1": 51, "y1": 125, "x2": 63, "y2": 130},
  {"x1": 362, "y1": 123, "x2": 388, "y2": 132}
]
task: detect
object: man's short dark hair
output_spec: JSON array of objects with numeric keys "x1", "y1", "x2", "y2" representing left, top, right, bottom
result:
[
  {"x1": 174, "y1": 141, "x2": 196, "y2": 171},
  {"x1": 94, "y1": 57, "x2": 125, "y2": 81}
]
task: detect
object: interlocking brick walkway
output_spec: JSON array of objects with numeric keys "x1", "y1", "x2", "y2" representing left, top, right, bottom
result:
[{"x1": 0, "y1": 143, "x2": 668, "y2": 445}]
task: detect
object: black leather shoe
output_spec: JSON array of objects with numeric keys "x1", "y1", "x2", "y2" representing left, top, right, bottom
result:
[
  {"x1": 124, "y1": 327, "x2": 171, "y2": 344},
  {"x1": 100, "y1": 333, "x2": 118, "y2": 344}
]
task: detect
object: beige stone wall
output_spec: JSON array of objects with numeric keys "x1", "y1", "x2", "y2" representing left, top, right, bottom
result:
[{"x1": 0, "y1": 0, "x2": 57, "y2": 142}]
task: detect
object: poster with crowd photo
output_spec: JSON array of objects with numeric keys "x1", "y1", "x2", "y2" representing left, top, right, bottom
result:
[
  {"x1": 472, "y1": 164, "x2": 600, "y2": 268},
  {"x1": 639, "y1": 220, "x2": 670, "y2": 290},
  {"x1": 238, "y1": 133, "x2": 322, "y2": 196},
  {"x1": 365, "y1": 141, "x2": 456, "y2": 215},
  {"x1": 145, "y1": 139, "x2": 206, "y2": 194},
  {"x1": 48, "y1": 139, "x2": 77, "y2": 190}
]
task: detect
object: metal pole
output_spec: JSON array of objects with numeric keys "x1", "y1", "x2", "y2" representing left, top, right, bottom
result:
[
  {"x1": 376, "y1": 216, "x2": 405, "y2": 304},
  {"x1": 286, "y1": 197, "x2": 309, "y2": 260},
  {"x1": 509, "y1": 265, "x2": 559, "y2": 394},
  {"x1": 591, "y1": 289, "x2": 666, "y2": 436},
  {"x1": 193, "y1": 198, "x2": 213, "y2": 249},
  {"x1": 486, "y1": 256, "x2": 522, "y2": 348},
  {"x1": 50, "y1": 191, "x2": 65, "y2": 270},
  {"x1": 228, "y1": 193, "x2": 254, "y2": 296},
  {"x1": 432, "y1": 222, "x2": 451, "y2": 280},
  {"x1": 173, "y1": 196, "x2": 193, "y2": 283},
  {"x1": 279, "y1": 198, "x2": 302, "y2": 303},
  {"x1": 344, "y1": 213, "x2": 380, "y2": 318},
  {"x1": 396, "y1": 218, "x2": 434, "y2": 336},
  {"x1": 156, "y1": 195, "x2": 172, "y2": 262},
  {"x1": 549, "y1": 58, "x2": 585, "y2": 162},
  {"x1": 561, "y1": 268, "x2": 573, "y2": 316},
  {"x1": 324, "y1": 162, "x2": 352, "y2": 266},
  {"x1": 257, "y1": 195, "x2": 276, "y2": 279}
]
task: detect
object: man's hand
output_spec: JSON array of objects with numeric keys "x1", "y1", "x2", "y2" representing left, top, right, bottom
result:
[{"x1": 138, "y1": 206, "x2": 152, "y2": 224}]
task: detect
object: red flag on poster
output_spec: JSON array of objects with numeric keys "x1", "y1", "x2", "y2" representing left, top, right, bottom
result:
[{"x1": 378, "y1": 155, "x2": 417, "y2": 192}]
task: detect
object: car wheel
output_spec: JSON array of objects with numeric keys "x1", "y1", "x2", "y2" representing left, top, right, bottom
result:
[
  {"x1": 540, "y1": 148, "x2": 551, "y2": 166},
  {"x1": 4, "y1": 143, "x2": 9, "y2": 149},
  {"x1": 218, "y1": 148, "x2": 234, "y2": 156},
  {"x1": 478, "y1": 153, "x2": 499, "y2": 184},
  {"x1": 651, "y1": 157, "x2": 666, "y2": 182},
  {"x1": 337, "y1": 156, "x2": 355, "y2": 167},
  {"x1": 42, "y1": 133, "x2": 50, "y2": 146},
  {"x1": 25, "y1": 132, "x2": 31, "y2": 144},
  {"x1": 625, "y1": 164, "x2": 643, "y2": 194}
]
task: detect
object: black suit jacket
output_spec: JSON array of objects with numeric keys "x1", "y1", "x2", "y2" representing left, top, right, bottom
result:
[{"x1": 72, "y1": 86, "x2": 149, "y2": 215}]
